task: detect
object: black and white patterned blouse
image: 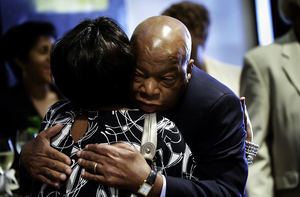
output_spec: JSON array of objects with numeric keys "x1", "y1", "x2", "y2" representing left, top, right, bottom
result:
[{"x1": 31, "y1": 99, "x2": 196, "y2": 197}]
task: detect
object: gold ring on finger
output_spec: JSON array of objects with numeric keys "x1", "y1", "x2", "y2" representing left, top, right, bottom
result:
[{"x1": 93, "y1": 162, "x2": 98, "y2": 173}]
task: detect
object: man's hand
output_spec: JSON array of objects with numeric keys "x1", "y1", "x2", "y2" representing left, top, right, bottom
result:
[
  {"x1": 240, "y1": 97, "x2": 253, "y2": 143},
  {"x1": 20, "y1": 123, "x2": 72, "y2": 187},
  {"x1": 77, "y1": 143, "x2": 152, "y2": 192}
]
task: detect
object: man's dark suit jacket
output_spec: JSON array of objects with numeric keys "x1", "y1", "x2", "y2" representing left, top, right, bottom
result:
[{"x1": 165, "y1": 66, "x2": 248, "y2": 196}]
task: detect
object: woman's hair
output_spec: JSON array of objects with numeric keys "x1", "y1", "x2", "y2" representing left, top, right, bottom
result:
[
  {"x1": 1, "y1": 21, "x2": 56, "y2": 81},
  {"x1": 50, "y1": 17, "x2": 135, "y2": 110}
]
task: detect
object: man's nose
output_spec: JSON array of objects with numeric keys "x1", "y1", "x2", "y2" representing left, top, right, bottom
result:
[{"x1": 140, "y1": 78, "x2": 160, "y2": 97}]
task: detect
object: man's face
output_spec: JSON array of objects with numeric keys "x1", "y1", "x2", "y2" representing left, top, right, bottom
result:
[{"x1": 130, "y1": 49, "x2": 190, "y2": 114}]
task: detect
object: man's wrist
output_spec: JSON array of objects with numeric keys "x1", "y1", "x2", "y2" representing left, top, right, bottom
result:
[
  {"x1": 146, "y1": 172, "x2": 163, "y2": 197},
  {"x1": 159, "y1": 174, "x2": 166, "y2": 197},
  {"x1": 137, "y1": 169, "x2": 157, "y2": 196}
]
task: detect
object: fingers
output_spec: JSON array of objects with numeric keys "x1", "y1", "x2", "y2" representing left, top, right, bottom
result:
[
  {"x1": 76, "y1": 148, "x2": 107, "y2": 176},
  {"x1": 22, "y1": 153, "x2": 70, "y2": 187},
  {"x1": 80, "y1": 168, "x2": 106, "y2": 185},
  {"x1": 78, "y1": 157, "x2": 136, "y2": 190},
  {"x1": 109, "y1": 142, "x2": 136, "y2": 149},
  {"x1": 44, "y1": 156, "x2": 72, "y2": 176},
  {"x1": 77, "y1": 158, "x2": 102, "y2": 174},
  {"x1": 77, "y1": 148, "x2": 107, "y2": 162},
  {"x1": 84, "y1": 143, "x2": 136, "y2": 155},
  {"x1": 240, "y1": 97, "x2": 253, "y2": 143},
  {"x1": 77, "y1": 143, "x2": 150, "y2": 191},
  {"x1": 20, "y1": 123, "x2": 72, "y2": 185},
  {"x1": 33, "y1": 124, "x2": 71, "y2": 165},
  {"x1": 84, "y1": 144, "x2": 112, "y2": 156},
  {"x1": 27, "y1": 151, "x2": 71, "y2": 180},
  {"x1": 45, "y1": 143, "x2": 72, "y2": 166},
  {"x1": 239, "y1": 97, "x2": 246, "y2": 115},
  {"x1": 240, "y1": 96, "x2": 245, "y2": 103},
  {"x1": 41, "y1": 123, "x2": 63, "y2": 139},
  {"x1": 34, "y1": 174, "x2": 61, "y2": 188},
  {"x1": 34, "y1": 165, "x2": 68, "y2": 187},
  {"x1": 77, "y1": 153, "x2": 119, "y2": 187}
]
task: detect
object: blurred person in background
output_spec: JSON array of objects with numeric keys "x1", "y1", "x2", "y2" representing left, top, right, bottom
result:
[
  {"x1": 0, "y1": 21, "x2": 64, "y2": 195},
  {"x1": 162, "y1": 1, "x2": 241, "y2": 96},
  {"x1": 240, "y1": 0, "x2": 300, "y2": 196}
]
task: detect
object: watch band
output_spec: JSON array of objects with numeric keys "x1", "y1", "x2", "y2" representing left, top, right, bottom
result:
[
  {"x1": 146, "y1": 170, "x2": 157, "y2": 186},
  {"x1": 137, "y1": 170, "x2": 157, "y2": 196}
]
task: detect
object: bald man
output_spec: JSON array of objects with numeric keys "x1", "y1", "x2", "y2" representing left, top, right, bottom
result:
[{"x1": 20, "y1": 16, "x2": 248, "y2": 197}]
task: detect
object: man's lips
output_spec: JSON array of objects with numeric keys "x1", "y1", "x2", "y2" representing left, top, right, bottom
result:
[{"x1": 137, "y1": 101, "x2": 160, "y2": 112}]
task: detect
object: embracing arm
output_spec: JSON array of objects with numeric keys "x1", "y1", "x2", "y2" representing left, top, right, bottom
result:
[
  {"x1": 19, "y1": 123, "x2": 72, "y2": 187},
  {"x1": 241, "y1": 54, "x2": 273, "y2": 197},
  {"x1": 240, "y1": 97, "x2": 253, "y2": 143},
  {"x1": 76, "y1": 94, "x2": 248, "y2": 197},
  {"x1": 77, "y1": 143, "x2": 163, "y2": 197},
  {"x1": 21, "y1": 96, "x2": 250, "y2": 196}
]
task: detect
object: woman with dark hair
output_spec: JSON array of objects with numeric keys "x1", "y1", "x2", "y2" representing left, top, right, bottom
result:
[
  {"x1": 0, "y1": 21, "x2": 64, "y2": 194},
  {"x1": 30, "y1": 16, "x2": 193, "y2": 197},
  {"x1": 0, "y1": 21, "x2": 63, "y2": 139}
]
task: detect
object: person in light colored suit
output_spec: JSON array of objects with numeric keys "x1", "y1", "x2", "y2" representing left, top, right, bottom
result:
[
  {"x1": 162, "y1": 1, "x2": 242, "y2": 96},
  {"x1": 204, "y1": 56, "x2": 241, "y2": 97},
  {"x1": 240, "y1": 0, "x2": 300, "y2": 196}
]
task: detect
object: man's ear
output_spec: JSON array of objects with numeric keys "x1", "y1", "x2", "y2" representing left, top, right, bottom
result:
[{"x1": 187, "y1": 59, "x2": 194, "y2": 82}]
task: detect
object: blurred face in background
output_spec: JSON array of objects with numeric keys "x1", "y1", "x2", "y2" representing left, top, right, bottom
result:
[{"x1": 19, "y1": 35, "x2": 54, "y2": 85}]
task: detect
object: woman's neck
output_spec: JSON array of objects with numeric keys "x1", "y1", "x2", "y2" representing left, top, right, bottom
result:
[
  {"x1": 22, "y1": 77, "x2": 51, "y2": 100},
  {"x1": 23, "y1": 77, "x2": 59, "y2": 118}
]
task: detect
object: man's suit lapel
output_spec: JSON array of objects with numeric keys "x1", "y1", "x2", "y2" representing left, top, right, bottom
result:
[{"x1": 281, "y1": 30, "x2": 300, "y2": 95}]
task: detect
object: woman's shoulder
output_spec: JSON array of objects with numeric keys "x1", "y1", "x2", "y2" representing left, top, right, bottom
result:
[
  {"x1": 45, "y1": 99, "x2": 80, "y2": 119},
  {"x1": 49, "y1": 99, "x2": 74, "y2": 109}
]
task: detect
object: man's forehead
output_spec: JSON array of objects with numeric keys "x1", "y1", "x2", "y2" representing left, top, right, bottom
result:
[
  {"x1": 136, "y1": 57, "x2": 182, "y2": 73},
  {"x1": 135, "y1": 39, "x2": 187, "y2": 59}
]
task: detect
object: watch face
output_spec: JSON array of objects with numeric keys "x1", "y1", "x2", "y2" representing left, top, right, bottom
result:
[{"x1": 138, "y1": 183, "x2": 152, "y2": 196}]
